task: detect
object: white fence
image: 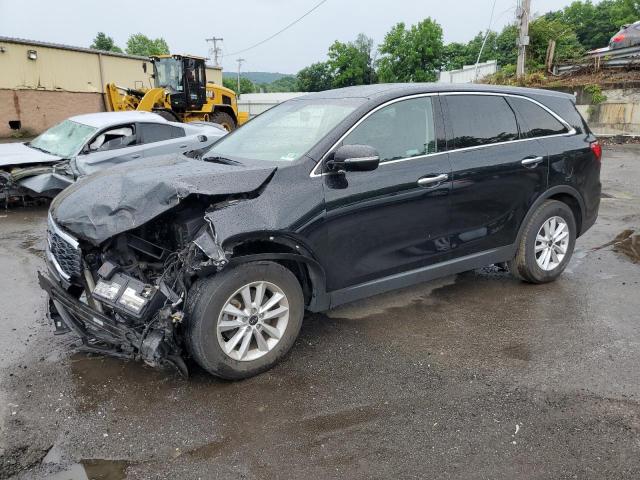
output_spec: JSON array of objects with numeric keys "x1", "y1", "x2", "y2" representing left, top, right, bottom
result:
[
  {"x1": 438, "y1": 60, "x2": 498, "y2": 83},
  {"x1": 238, "y1": 92, "x2": 306, "y2": 117}
]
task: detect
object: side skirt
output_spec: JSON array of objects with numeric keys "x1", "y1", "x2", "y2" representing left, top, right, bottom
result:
[{"x1": 327, "y1": 245, "x2": 516, "y2": 309}]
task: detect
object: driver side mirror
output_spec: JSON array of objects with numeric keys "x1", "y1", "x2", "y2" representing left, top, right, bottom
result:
[{"x1": 327, "y1": 144, "x2": 380, "y2": 173}]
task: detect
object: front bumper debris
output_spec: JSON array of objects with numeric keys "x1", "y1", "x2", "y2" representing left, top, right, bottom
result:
[{"x1": 38, "y1": 271, "x2": 141, "y2": 350}]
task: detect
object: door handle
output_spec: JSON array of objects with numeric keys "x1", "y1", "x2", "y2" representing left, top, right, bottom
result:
[
  {"x1": 179, "y1": 144, "x2": 188, "y2": 148},
  {"x1": 130, "y1": 154, "x2": 141, "y2": 159},
  {"x1": 521, "y1": 156, "x2": 544, "y2": 167},
  {"x1": 417, "y1": 173, "x2": 448, "y2": 187}
]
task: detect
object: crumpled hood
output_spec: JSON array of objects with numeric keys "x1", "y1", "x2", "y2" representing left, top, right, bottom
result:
[
  {"x1": 50, "y1": 154, "x2": 276, "y2": 245},
  {"x1": 0, "y1": 142, "x2": 62, "y2": 168}
]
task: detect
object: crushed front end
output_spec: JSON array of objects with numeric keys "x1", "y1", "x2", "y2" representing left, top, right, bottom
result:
[{"x1": 40, "y1": 202, "x2": 227, "y2": 376}]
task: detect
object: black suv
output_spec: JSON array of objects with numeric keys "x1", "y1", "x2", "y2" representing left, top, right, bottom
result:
[{"x1": 40, "y1": 84, "x2": 601, "y2": 379}]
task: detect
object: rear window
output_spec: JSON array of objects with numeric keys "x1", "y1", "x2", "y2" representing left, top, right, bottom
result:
[
  {"x1": 445, "y1": 95, "x2": 519, "y2": 149},
  {"x1": 138, "y1": 123, "x2": 185, "y2": 144},
  {"x1": 507, "y1": 97, "x2": 568, "y2": 138}
]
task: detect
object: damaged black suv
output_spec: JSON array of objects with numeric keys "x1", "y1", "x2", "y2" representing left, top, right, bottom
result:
[{"x1": 40, "y1": 84, "x2": 601, "y2": 379}]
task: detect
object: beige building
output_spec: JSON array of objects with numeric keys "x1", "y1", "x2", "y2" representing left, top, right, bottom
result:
[{"x1": 0, "y1": 36, "x2": 223, "y2": 137}]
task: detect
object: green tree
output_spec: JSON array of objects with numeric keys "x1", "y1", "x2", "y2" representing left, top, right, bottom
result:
[
  {"x1": 264, "y1": 76, "x2": 299, "y2": 92},
  {"x1": 223, "y1": 77, "x2": 255, "y2": 95},
  {"x1": 377, "y1": 18, "x2": 444, "y2": 83},
  {"x1": 548, "y1": 0, "x2": 640, "y2": 51},
  {"x1": 125, "y1": 34, "x2": 170, "y2": 57},
  {"x1": 90, "y1": 32, "x2": 122, "y2": 53},
  {"x1": 296, "y1": 62, "x2": 333, "y2": 92},
  {"x1": 326, "y1": 33, "x2": 376, "y2": 87},
  {"x1": 441, "y1": 42, "x2": 470, "y2": 71},
  {"x1": 527, "y1": 17, "x2": 584, "y2": 68}
]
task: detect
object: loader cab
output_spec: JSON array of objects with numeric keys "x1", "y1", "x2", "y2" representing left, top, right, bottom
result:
[{"x1": 152, "y1": 55, "x2": 207, "y2": 112}]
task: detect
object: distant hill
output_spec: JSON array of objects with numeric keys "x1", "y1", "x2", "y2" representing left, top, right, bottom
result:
[{"x1": 222, "y1": 71, "x2": 294, "y2": 84}]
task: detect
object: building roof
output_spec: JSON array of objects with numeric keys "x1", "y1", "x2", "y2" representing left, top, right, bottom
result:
[
  {"x1": 69, "y1": 111, "x2": 166, "y2": 128},
  {"x1": 0, "y1": 36, "x2": 222, "y2": 70}
]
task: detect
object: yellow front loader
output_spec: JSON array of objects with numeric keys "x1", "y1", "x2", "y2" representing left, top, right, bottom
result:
[{"x1": 106, "y1": 54, "x2": 248, "y2": 131}]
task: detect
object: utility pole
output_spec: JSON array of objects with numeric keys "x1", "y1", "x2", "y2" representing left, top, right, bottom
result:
[
  {"x1": 236, "y1": 58, "x2": 245, "y2": 95},
  {"x1": 516, "y1": 0, "x2": 531, "y2": 79},
  {"x1": 205, "y1": 37, "x2": 224, "y2": 66}
]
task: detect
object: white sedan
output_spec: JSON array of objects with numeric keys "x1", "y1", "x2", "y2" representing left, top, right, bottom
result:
[{"x1": 0, "y1": 111, "x2": 226, "y2": 200}]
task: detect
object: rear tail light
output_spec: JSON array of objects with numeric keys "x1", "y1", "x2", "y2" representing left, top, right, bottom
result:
[
  {"x1": 612, "y1": 34, "x2": 625, "y2": 43},
  {"x1": 590, "y1": 140, "x2": 602, "y2": 163}
]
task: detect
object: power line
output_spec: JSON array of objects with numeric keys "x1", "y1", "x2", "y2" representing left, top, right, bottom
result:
[
  {"x1": 226, "y1": 0, "x2": 328, "y2": 56},
  {"x1": 474, "y1": 0, "x2": 498, "y2": 81}
]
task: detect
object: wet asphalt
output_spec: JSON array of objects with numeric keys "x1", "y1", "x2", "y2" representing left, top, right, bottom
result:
[{"x1": 1, "y1": 146, "x2": 639, "y2": 480}]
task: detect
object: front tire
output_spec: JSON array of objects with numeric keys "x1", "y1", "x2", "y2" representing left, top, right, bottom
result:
[
  {"x1": 509, "y1": 200, "x2": 576, "y2": 284},
  {"x1": 210, "y1": 111, "x2": 236, "y2": 131},
  {"x1": 185, "y1": 262, "x2": 304, "y2": 379}
]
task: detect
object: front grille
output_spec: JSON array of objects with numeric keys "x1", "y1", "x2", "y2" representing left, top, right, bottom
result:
[{"x1": 47, "y1": 216, "x2": 82, "y2": 279}]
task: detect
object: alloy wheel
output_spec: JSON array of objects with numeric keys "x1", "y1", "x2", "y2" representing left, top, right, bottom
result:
[
  {"x1": 216, "y1": 281, "x2": 290, "y2": 361},
  {"x1": 535, "y1": 216, "x2": 570, "y2": 271}
]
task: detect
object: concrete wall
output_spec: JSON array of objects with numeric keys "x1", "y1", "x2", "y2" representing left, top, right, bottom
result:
[
  {"x1": 0, "y1": 37, "x2": 223, "y2": 137},
  {"x1": 438, "y1": 60, "x2": 498, "y2": 84},
  {"x1": 574, "y1": 87, "x2": 640, "y2": 136}
]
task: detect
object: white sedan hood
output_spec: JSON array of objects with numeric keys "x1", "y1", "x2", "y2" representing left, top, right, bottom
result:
[{"x1": 0, "y1": 142, "x2": 62, "y2": 168}]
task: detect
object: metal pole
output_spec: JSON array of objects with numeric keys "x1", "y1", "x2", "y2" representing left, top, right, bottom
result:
[
  {"x1": 205, "y1": 37, "x2": 224, "y2": 66},
  {"x1": 236, "y1": 58, "x2": 245, "y2": 95},
  {"x1": 516, "y1": 0, "x2": 531, "y2": 79}
]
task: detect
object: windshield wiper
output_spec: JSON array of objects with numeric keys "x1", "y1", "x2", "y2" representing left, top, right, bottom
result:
[{"x1": 203, "y1": 156, "x2": 243, "y2": 166}]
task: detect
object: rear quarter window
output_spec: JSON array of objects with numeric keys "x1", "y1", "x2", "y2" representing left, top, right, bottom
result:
[
  {"x1": 507, "y1": 97, "x2": 568, "y2": 138},
  {"x1": 138, "y1": 123, "x2": 185, "y2": 144},
  {"x1": 445, "y1": 95, "x2": 519, "y2": 149}
]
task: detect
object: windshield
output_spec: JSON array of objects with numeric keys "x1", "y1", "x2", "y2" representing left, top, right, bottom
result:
[
  {"x1": 206, "y1": 98, "x2": 364, "y2": 162},
  {"x1": 29, "y1": 120, "x2": 97, "y2": 158},
  {"x1": 154, "y1": 58, "x2": 183, "y2": 92}
]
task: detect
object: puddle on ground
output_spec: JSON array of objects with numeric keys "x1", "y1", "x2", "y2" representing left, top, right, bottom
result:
[
  {"x1": 69, "y1": 353, "x2": 183, "y2": 412},
  {"x1": 47, "y1": 459, "x2": 128, "y2": 480}
]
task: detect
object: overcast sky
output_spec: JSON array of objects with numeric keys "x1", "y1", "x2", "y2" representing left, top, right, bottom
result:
[{"x1": 0, "y1": 0, "x2": 576, "y2": 74}]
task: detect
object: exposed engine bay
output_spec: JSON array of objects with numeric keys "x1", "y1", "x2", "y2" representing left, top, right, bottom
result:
[
  {"x1": 1, "y1": 161, "x2": 74, "y2": 206},
  {"x1": 42, "y1": 198, "x2": 232, "y2": 377}
]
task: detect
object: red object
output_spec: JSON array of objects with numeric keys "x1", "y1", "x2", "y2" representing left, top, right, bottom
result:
[
  {"x1": 590, "y1": 141, "x2": 602, "y2": 163},
  {"x1": 612, "y1": 34, "x2": 625, "y2": 43}
]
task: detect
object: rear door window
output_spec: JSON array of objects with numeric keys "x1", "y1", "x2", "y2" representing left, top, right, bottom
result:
[
  {"x1": 138, "y1": 123, "x2": 186, "y2": 144},
  {"x1": 445, "y1": 95, "x2": 519, "y2": 149},
  {"x1": 507, "y1": 96, "x2": 568, "y2": 138},
  {"x1": 343, "y1": 96, "x2": 437, "y2": 162}
]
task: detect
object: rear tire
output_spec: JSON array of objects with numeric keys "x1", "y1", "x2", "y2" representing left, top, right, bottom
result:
[
  {"x1": 185, "y1": 262, "x2": 304, "y2": 380},
  {"x1": 210, "y1": 111, "x2": 236, "y2": 131},
  {"x1": 509, "y1": 200, "x2": 576, "y2": 284},
  {"x1": 152, "y1": 109, "x2": 180, "y2": 122}
]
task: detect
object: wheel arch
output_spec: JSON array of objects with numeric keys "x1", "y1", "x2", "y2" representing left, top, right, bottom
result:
[
  {"x1": 212, "y1": 105, "x2": 238, "y2": 123},
  {"x1": 197, "y1": 234, "x2": 330, "y2": 312},
  {"x1": 517, "y1": 186, "x2": 586, "y2": 247}
]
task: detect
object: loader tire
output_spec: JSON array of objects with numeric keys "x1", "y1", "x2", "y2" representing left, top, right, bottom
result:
[{"x1": 210, "y1": 111, "x2": 236, "y2": 131}]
